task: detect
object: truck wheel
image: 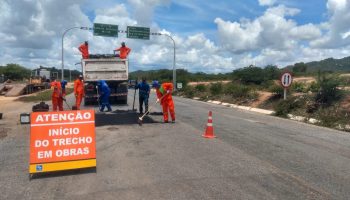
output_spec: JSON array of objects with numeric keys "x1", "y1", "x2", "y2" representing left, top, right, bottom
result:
[{"x1": 84, "y1": 99, "x2": 89, "y2": 106}]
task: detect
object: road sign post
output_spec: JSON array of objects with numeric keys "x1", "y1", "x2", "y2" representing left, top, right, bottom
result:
[
  {"x1": 127, "y1": 26, "x2": 150, "y2": 40},
  {"x1": 280, "y1": 72, "x2": 293, "y2": 100},
  {"x1": 93, "y1": 23, "x2": 118, "y2": 37},
  {"x1": 177, "y1": 83, "x2": 182, "y2": 89}
]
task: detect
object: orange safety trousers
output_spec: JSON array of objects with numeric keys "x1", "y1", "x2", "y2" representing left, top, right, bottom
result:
[
  {"x1": 75, "y1": 94, "x2": 83, "y2": 110},
  {"x1": 52, "y1": 97, "x2": 63, "y2": 111},
  {"x1": 162, "y1": 99, "x2": 175, "y2": 122}
]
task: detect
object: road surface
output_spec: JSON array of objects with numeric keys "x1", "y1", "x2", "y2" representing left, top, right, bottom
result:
[{"x1": 1, "y1": 90, "x2": 350, "y2": 199}]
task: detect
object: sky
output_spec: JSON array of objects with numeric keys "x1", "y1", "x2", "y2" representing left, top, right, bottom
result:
[{"x1": 0, "y1": 0, "x2": 350, "y2": 73}]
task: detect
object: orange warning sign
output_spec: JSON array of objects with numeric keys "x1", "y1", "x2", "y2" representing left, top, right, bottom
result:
[{"x1": 29, "y1": 110, "x2": 96, "y2": 173}]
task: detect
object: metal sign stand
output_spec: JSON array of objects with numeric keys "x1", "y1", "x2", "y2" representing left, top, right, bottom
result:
[{"x1": 280, "y1": 71, "x2": 293, "y2": 100}]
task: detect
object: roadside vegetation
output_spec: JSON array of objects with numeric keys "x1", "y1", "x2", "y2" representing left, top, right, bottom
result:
[
  {"x1": 17, "y1": 88, "x2": 74, "y2": 102},
  {"x1": 176, "y1": 64, "x2": 350, "y2": 131},
  {"x1": 0, "y1": 63, "x2": 81, "y2": 81},
  {"x1": 3, "y1": 56, "x2": 350, "y2": 131}
]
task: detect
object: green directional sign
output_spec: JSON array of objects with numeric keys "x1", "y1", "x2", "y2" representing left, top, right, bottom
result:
[
  {"x1": 93, "y1": 23, "x2": 118, "y2": 37},
  {"x1": 127, "y1": 26, "x2": 150, "y2": 40}
]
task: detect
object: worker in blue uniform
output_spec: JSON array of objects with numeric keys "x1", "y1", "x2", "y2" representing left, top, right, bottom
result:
[
  {"x1": 136, "y1": 78, "x2": 150, "y2": 114},
  {"x1": 97, "y1": 80, "x2": 112, "y2": 112}
]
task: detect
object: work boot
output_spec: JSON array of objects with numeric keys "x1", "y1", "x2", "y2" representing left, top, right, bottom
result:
[{"x1": 107, "y1": 105, "x2": 112, "y2": 112}]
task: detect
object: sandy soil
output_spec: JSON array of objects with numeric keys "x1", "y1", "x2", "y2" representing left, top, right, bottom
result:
[
  {"x1": 250, "y1": 91, "x2": 273, "y2": 107},
  {"x1": 293, "y1": 77, "x2": 316, "y2": 84},
  {"x1": 0, "y1": 96, "x2": 33, "y2": 126},
  {"x1": 339, "y1": 73, "x2": 350, "y2": 77},
  {"x1": 340, "y1": 95, "x2": 350, "y2": 110}
]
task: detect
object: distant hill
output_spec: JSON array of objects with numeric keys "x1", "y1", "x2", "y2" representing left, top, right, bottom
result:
[
  {"x1": 129, "y1": 69, "x2": 231, "y2": 82},
  {"x1": 287, "y1": 56, "x2": 350, "y2": 73}
]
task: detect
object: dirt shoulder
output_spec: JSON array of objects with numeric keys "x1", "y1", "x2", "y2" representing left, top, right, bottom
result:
[{"x1": 0, "y1": 96, "x2": 34, "y2": 136}]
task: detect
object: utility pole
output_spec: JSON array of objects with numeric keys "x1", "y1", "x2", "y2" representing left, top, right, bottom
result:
[{"x1": 160, "y1": 33, "x2": 176, "y2": 90}]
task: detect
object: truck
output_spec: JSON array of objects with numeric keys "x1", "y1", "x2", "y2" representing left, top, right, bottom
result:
[
  {"x1": 81, "y1": 56, "x2": 129, "y2": 105},
  {"x1": 28, "y1": 68, "x2": 51, "y2": 93},
  {"x1": 31, "y1": 68, "x2": 51, "y2": 83}
]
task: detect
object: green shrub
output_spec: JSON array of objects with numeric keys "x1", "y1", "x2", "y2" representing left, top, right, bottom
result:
[
  {"x1": 210, "y1": 83, "x2": 223, "y2": 96},
  {"x1": 183, "y1": 85, "x2": 195, "y2": 98},
  {"x1": 307, "y1": 81, "x2": 319, "y2": 92},
  {"x1": 261, "y1": 80, "x2": 275, "y2": 89},
  {"x1": 232, "y1": 65, "x2": 281, "y2": 85},
  {"x1": 268, "y1": 84, "x2": 284, "y2": 97},
  {"x1": 291, "y1": 82, "x2": 306, "y2": 93},
  {"x1": 195, "y1": 84, "x2": 207, "y2": 92},
  {"x1": 274, "y1": 96, "x2": 304, "y2": 117},
  {"x1": 315, "y1": 106, "x2": 350, "y2": 128},
  {"x1": 232, "y1": 66, "x2": 264, "y2": 84},
  {"x1": 248, "y1": 90, "x2": 259, "y2": 100},
  {"x1": 224, "y1": 83, "x2": 251, "y2": 98},
  {"x1": 315, "y1": 74, "x2": 342, "y2": 106}
]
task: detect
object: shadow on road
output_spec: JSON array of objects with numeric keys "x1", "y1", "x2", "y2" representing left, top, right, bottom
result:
[
  {"x1": 95, "y1": 110, "x2": 159, "y2": 126},
  {"x1": 148, "y1": 112, "x2": 163, "y2": 116},
  {"x1": 30, "y1": 167, "x2": 97, "y2": 181}
]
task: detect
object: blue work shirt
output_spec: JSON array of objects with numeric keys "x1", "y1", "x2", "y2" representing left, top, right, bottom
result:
[
  {"x1": 61, "y1": 80, "x2": 68, "y2": 89},
  {"x1": 136, "y1": 81, "x2": 150, "y2": 98},
  {"x1": 98, "y1": 80, "x2": 111, "y2": 104}
]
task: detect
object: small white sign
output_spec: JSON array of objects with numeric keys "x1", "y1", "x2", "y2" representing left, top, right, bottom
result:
[
  {"x1": 177, "y1": 83, "x2": 183, "y2": 89},
  {"x1": 281, "y1": 72, "x2": 293, "y2": 88}
]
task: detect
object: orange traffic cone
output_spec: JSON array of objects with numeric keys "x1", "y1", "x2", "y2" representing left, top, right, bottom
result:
[{"x1": 202, "y1": 111, "x2": 216, "y2": 138}]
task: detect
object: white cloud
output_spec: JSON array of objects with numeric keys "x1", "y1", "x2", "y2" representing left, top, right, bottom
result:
[
  {"x1": 258, "y1": 0, "x2": 277, "y2": 6},
  {"x1": 215, "y1": 5, "x2": 308, "y2": 53},
  {"x1": 127, "y1": 0, "x2": 170, "y2": 26},
  {"x1": 1, "y1": 0, "x2": 350, "y2": 74},
  {"x1": 290, "y1": 24, "x2": 322, "y2": 40},
  {"x1": 94, "y1": 4, "x2": 136, "y2": 28},
  {"x1": 310, "y1": 0, "x2": 350, "y2": 48}
]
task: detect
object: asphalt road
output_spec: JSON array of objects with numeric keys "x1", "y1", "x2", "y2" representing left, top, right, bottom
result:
[{"x1": 1, "y1": 89, "x2": 350, "y2": 199}]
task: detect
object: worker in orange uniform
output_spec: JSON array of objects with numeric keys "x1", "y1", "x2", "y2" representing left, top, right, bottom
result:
[
  {"x1": 74, "y1": 75, "x2": 85, "y2": 110},
  {"x1": 78, "y1": 41, "x2": 89, "y2": 59},
  {"x1": 152, "y1": 81, "x2": 175, "y2": 123},
  {"x1": 50, "y1": 77, "x2": 63, "y2": 111},
  {"x1": 114, "y1": 42, "x2": 131, "y2": 59}
]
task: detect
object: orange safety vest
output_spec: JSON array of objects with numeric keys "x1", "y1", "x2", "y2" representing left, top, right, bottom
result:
[
  {"x1": 156, "y1": 82, "x2": 173, "y2": 103},
  {"x1": 51, "y1": 81, "x2": 62, "y2": 98},
  {"x1": 78, "y1": 44, "x2": 89, "y2": 59},
  {"x1": 116, "y1": 46, "x2": 131, "y2": 59}
]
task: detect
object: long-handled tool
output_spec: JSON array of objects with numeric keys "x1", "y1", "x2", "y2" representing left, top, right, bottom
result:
[
  {"x1": 63, "y1": 98, "x2": 71, "y2": 110},
  {"x1": 96, "y1": 86, "x2": 101, "y2": 112},
  {"x1": 132, "y1": 87, "x2": 137, "y2": 112},
  {"x1": 137, "y1": 93, "x2": 168, "y2": 126}
]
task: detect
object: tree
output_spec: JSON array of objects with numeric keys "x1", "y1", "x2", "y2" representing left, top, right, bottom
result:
[
  {"x1": 315, "y1": 71, "x2": 341, "y2": 106},
  {"x1": 263, "y1": 65, "x2": 281, "y2": 81},
  {"x1": 0, "y1": 64, "x2": 31, "y2": 80},
  {"x1": 232, "y1": 65, "x2": 264, "y2": 84},
  {"x1": 292, "y1": 62, "x2": 307, "y2": 73}
]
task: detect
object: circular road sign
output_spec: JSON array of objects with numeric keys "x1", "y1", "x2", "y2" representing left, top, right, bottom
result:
[{"x1": 281, "y1": 72, "x2": 293, "y2": 88}]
